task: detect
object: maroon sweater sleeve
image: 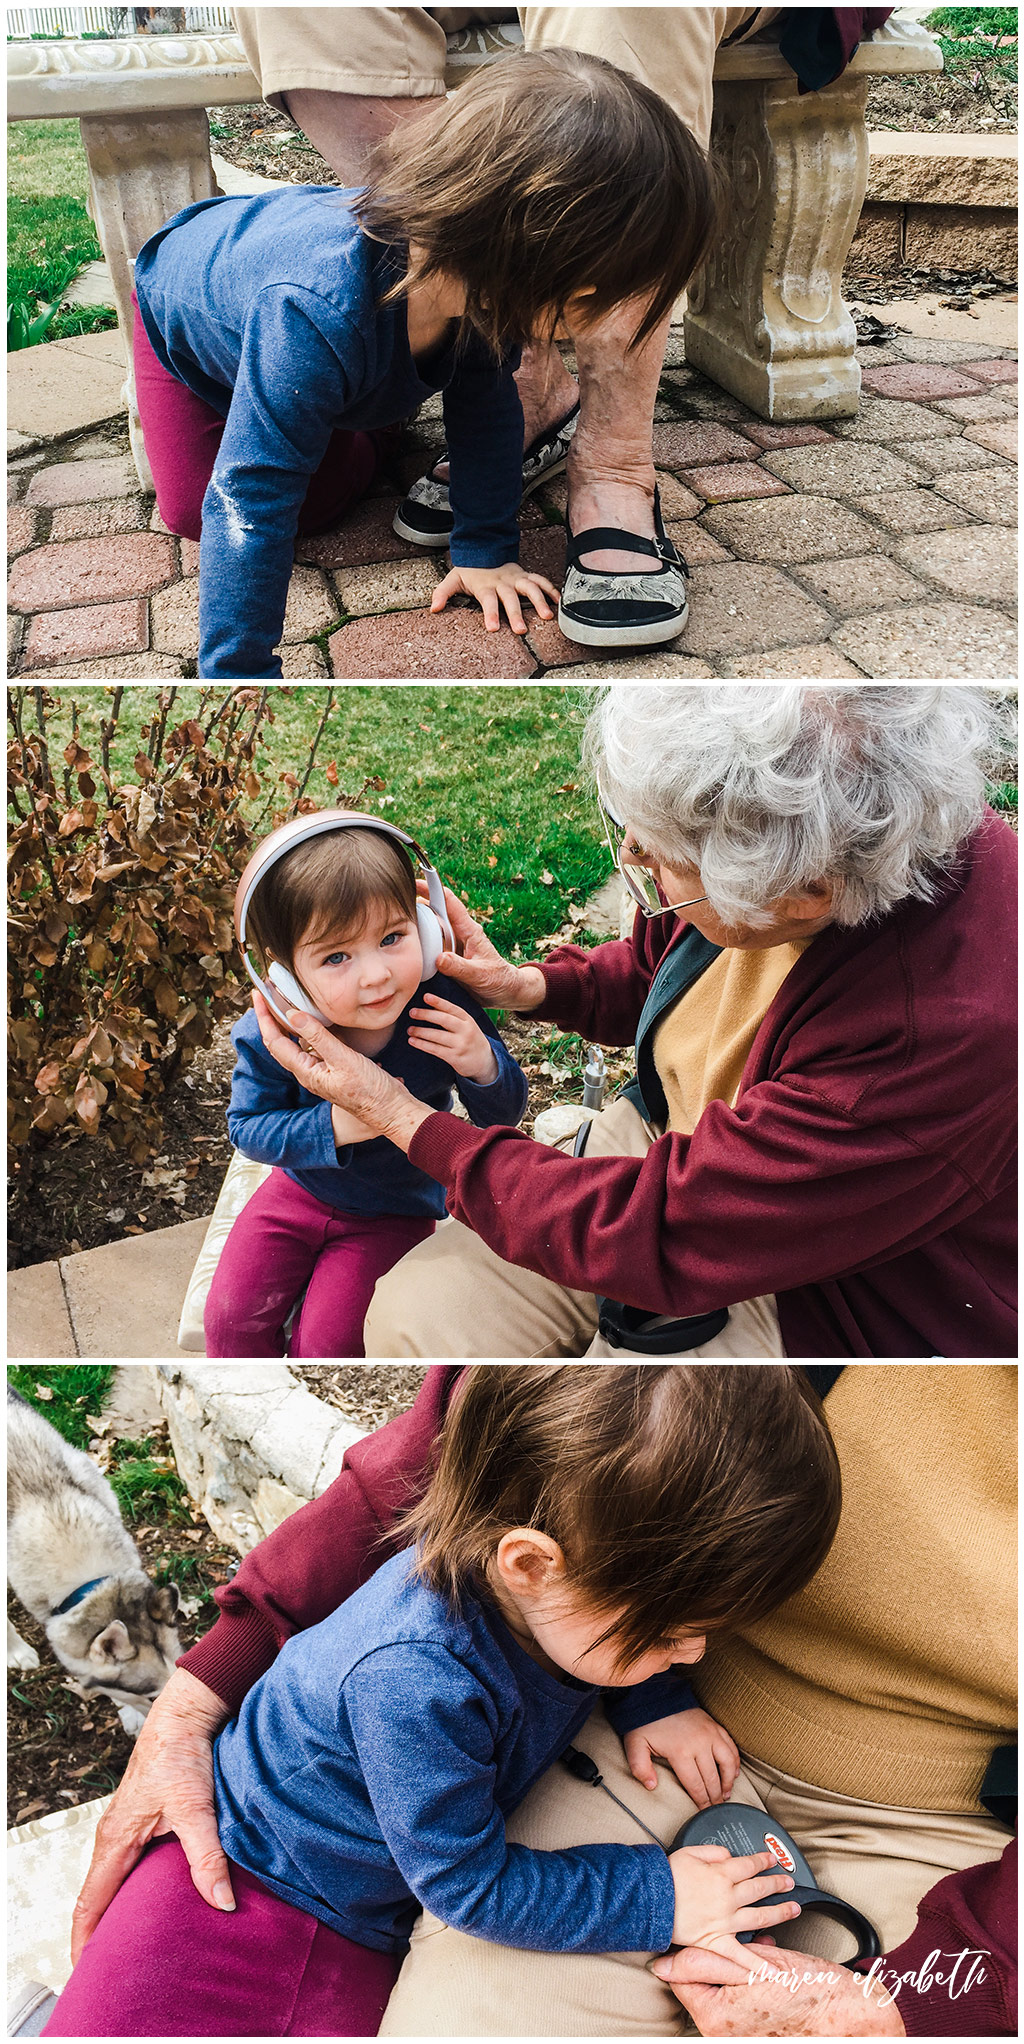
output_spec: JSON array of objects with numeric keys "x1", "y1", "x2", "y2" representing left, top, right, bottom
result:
[
  {"x1": 406, "y1": 1072, "x2": 999, "y2": 1323},
  {"x1": 859, "y1": 1841, "x2": 1016, "y2": 2037},
  {"x1": 529, "y1": 915, "x2": 669, "y2": 1046},
  {"x1": 179, "y1": 1365, "x2": 463, "y2": 1714}
]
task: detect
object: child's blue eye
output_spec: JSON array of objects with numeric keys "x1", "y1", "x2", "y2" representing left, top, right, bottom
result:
[
  {"x1": 323, "y1": 951, "x2": 349, "y2": 967},
  {"x1": 380, "y1": 932, "x2": 401, "y2": 948}
]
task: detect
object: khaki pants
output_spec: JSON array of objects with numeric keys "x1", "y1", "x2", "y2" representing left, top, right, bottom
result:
[
  {"x1": 233, "y1": 7, "x2": 782, "y2": 147},
  {"x1": 364, "y1": 1096, "x2": 782, "y2": 1359},
  {"x1": 380, "y1": 1705, "x2": 1011, "y2": 2038}
]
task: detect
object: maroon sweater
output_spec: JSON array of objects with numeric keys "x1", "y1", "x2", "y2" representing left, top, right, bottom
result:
[
  {"x1": 406, "y1": 812, "x2": 1017, "y2": 1357},
  {"x1": 181, "y1": 1366, "x2": 1015, "y2": 2037}
]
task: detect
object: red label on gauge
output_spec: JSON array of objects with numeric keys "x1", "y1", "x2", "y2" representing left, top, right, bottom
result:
[{"x1": 763, "y1": 1831, "x2": 796, "y2": 1873}]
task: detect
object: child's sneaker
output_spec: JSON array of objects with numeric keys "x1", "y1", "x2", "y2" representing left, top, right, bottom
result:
[{"x1": 393, "y1": 402, "x2": 580, "y2": 547}]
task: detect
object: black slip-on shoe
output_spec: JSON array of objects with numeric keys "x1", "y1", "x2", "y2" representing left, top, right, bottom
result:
[{"x1": 557, "y1": 486, "x2": 689, "y2": 649}]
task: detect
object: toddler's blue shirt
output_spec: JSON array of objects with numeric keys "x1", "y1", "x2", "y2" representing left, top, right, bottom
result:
[
  {"x1": 214, "y1": 1549, "x2": 695, "y2": 1955},
  {"x1": 133, "y1": 188, "x2": 523, "y2": 678},
  {"x1": 228, "y1": 978, "x2": 526, "y2": 1219}
]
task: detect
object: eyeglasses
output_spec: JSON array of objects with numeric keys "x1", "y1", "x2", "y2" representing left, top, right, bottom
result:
[{"x1": 598, "y1": 795, "x2": 708, "y2": 920}]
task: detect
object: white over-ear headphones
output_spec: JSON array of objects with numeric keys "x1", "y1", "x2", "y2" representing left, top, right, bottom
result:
[{"x1": 233, "y1": 809, "x2": 455, "y2": 1028}]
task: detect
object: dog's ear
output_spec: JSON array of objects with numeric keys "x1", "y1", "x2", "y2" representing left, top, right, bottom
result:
[
  {"x1": 89, "y1": 1620, "x2": 134, "y2": 1664},
  {"x1": 148, "y1": 1583, "x2": 179, "y2": 1623}
]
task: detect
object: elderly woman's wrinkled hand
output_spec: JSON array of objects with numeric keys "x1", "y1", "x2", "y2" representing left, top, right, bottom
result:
[
  {"x1": 72, "y1": 1668, "x2": 232, "y2": 1964},
  {"x1": 651, "y1": 1940, "x2": 907, "y2": 2037},
  {"x1": 252, "y1": 990, "x2": 434, "y2": 1155},
  {"x1": 430, "y1": 884, "x2": 548, "y2": 1011}
]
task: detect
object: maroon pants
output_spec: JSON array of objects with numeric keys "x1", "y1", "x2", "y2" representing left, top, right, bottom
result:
[
  {"x1": 131, "y1": 294, "x2": 379, "y2": 542},
  {"x1": 44, "y1": 1837, "x2": 399, "y2": 2038},
  {"x1": 203, "y1": 1167, "x2": 435, "y2": 1358}
]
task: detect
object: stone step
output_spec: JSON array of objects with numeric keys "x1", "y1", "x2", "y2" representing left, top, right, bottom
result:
[
  {"x1": 7, "y1": 1218, "x2": 210, "y2": 1359},
  {"x1": 7, "y1": 328, "x2": 127, "y2": 452}
]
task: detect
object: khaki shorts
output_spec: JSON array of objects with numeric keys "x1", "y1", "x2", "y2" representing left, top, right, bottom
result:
[
  {"x1": 364, "y1": 1095, "x2": 783, "y2": 1360},
  {"x1": 379, "y1": 1704, "x2": 1010, "y2": 2038},
  {"x1": 233, "y1": 8, "x2": 782, "y2": 145}
]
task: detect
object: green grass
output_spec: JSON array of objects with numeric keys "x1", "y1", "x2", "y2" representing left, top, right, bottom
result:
[
  {"x1": 7, "y1": 118, "x2": 117, "y2": 343},
  {"x1": 925, "y1": 7, "x2": 1017, "y2": 35},
  {"x1": 924, "y1": 7, "x2": 1018, "y2": 84},
  {"x1": 6, "y1": 1374, "x2": 191, "y2": 1521},
  {"x1": 107, "y1": 1436, "x2": 192, "y2": 1524},
  {"x1": 8, "y1": 1365, "x2": 114, "y2": 1448},
  {"x1": 986, "y1": 779, "x2": 1017, "y2": 821},
  {"x1": 25, "y1": 684, "x2": 611, "y2": 957}
]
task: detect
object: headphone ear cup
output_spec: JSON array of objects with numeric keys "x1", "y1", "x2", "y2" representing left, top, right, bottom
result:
[
  {"x1": 268, "y1": 962, "x2": 312, "y2": 1012},
  {"x1": 416, "y1": 902, "x2": 444, "y2": 981}
]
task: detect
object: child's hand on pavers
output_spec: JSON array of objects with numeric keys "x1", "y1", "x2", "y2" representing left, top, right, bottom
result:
[
  {"x1": 431, "y1": 561, "x2": 559, "y2": 634},
  {"x1": 625, "y1": 1708, "x2": 741, "y2": 1809},
  {"x1": 407, "y1": 991, "x2": 500, "y2": 1084}
]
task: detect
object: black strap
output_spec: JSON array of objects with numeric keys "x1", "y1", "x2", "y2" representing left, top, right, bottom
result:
[
  {"x1": 566, "y1": 525, "x2": 664, "y2": 568},
  {"x1": 596, "y1": 1296, "x2": 729, "y2": 1355},
  {"x1": 980, "y1": 1742, "x2": 1017, "y2": 1826},
  {"x1": 799, "y1": 1366, "x2": 847, "y2": 1401},
  {"x1": 566, "y1": 485, "x2": 684, "y2": 575}
]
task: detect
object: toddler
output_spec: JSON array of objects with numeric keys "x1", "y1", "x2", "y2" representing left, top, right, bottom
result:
[
  {"x1": 130, "y1": 48, "x2": 715, "y2": 677},
  {"x1": 204, "y1": 814, "x2": 526, "y2": 1358},
  {"x1": 46, "y1": 1364, "x2": 841, "y2": 2039}
]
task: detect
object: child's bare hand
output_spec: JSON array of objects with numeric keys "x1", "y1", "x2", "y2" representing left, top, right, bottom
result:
[
  {"x1": 407, "y1": 992, "x2": 499, "y2": 1084},
  {"x1": 431, "y1": 562, "x2": 559, "y2": 635},
  {"x1": 625, "y1": 1709, "x2": 740, "y2": 1808},
  {"x1": 669, "y1": 1843, "x2": 799, "y2": 1953}
]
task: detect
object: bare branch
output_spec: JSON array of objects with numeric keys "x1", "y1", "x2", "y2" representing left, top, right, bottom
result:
[
  {"x1": 292, "y1": 688, "x2": 337, "y2": 812},
  {"x1": 100, "y1": 687, "x2": 124, "y2": 792}
]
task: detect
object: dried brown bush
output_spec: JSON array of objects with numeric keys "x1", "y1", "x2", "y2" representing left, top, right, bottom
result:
[{"x1": 8, "y1": 685, "x2": 361, "y2": 1168}]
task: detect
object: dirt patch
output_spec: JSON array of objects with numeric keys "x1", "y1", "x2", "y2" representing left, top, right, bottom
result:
[
  {"x1": 208, "y1": 58, "x2": 1017, "y2": 187},
  {"x1": 290, "y1": 1365, "x2": 429, "y2": 1432},
  {"x1": 8, "y1": 1019, "x2": 239, "y2": 1272},
  {"x1": 865, "y1": 64, "x2": 1016, "y2": 135}
]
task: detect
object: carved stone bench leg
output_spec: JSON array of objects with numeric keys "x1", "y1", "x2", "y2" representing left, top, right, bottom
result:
[
  {"x1": 80, "y1": 109, "x2": 219, "y2": 488},
  {"x1": 684, "y1": 74, "x2": 870, "y2": 422}
]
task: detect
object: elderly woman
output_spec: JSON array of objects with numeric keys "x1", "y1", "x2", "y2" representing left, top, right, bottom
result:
[{"x1": 256, "y1": 682, "x2": 1016, "y2": 1361}]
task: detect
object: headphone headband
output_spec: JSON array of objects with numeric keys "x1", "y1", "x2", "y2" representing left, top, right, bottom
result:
[
  {"x1": 234, "y1": 809, "x2": 437, "y2": 945},
  {"x1": 233, "y1": 809, "x2": 454, "y2": 1024}
]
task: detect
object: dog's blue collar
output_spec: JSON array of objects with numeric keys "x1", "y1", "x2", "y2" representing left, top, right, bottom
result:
[{"x1": 51, "y1": 1576, "x2": 111, "y2": 1617}]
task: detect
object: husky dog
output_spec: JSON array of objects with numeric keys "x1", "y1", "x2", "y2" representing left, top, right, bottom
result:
[{"x1": 6, "y1": 1385, "x2": 181, "y2": 1736}]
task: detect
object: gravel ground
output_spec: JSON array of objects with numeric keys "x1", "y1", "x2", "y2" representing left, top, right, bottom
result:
[{"x1": 290, "y1": 1365, "x2": 429, "y2": 1431}]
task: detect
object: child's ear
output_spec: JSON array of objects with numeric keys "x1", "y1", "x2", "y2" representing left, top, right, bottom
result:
[{"x1": 494, "y1": 1529, "x2": 565, "y2": 1599}]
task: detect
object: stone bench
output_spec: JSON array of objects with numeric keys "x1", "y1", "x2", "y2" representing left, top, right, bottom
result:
[{"x1": 7, "y1": 10, "x2": 943, "y2": 480}]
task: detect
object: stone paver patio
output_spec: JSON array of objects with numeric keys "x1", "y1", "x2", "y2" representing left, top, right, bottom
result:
[{"x1": 7, "y1": 323, "x2": 1017, "y2": 681}]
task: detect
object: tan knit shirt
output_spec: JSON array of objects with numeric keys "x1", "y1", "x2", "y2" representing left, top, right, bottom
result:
[
  {"x1": 653, "y1": 939, "x2": 813, "y2": 1135},
  {"x1": 694, "y1": 1365, "x2": 1017, "y2": 1812}
]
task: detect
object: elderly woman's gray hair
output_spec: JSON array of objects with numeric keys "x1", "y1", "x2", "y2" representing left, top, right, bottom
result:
[{"x1": 585, "y1": 685, "x2": 1013, "y2": 928}]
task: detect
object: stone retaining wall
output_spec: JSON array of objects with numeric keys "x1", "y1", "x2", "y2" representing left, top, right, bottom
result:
[
  {"x1": 850, "y1": 133, "x2": 1017, "y2": 276},
  {"x1": 155, "y1": 1364, "x2": 366, "y2": 1552}
]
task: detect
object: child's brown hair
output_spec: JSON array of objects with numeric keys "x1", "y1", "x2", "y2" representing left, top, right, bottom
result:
[
  {"x1": 402, "y1": 1364, "x2": 841, "y2": 1668},
  {"x1": 246, "y1": 826, "x2": 417, "y2": 976},
  {"x1": 357, "y1": 48, "x2": 717, "y2": 354}
]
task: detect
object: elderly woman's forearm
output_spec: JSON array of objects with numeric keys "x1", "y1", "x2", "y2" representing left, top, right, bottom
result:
[{"x1": 405, "y1": 1078, "x2": 1014, "y2": 1343}]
